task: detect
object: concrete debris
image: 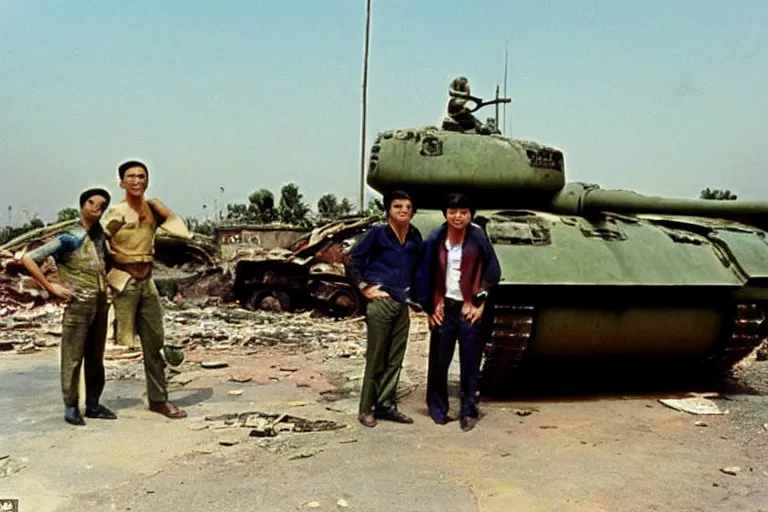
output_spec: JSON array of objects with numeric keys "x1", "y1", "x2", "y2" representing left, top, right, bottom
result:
[
  {"x1": 201, "y1": 360, "x2": 229, "y2": 369},
  {"x1": 720, "y1": 466, "x2": 741, "y2": 476},
  {"x1": 659, "y1": 397, "x2": 728, "y2": 415},
  {"x1": 205, "y1": 410, "x2": 347, "y2": 438},
  {"x1": 756, "y1": 342, "x2": 768, "y2": 361},
  {"x1": 337, "y1": 498, "x2": 350, "y2": 508},
  {"x1": 0, "y1": 455, "x2": 28, "y2": 478},
  {"x1": 288, "y1": 448, "x2": 323, "y2": 461},
  {"x1": 229, "y1": 372, "x2": 252, "y2": 383}
]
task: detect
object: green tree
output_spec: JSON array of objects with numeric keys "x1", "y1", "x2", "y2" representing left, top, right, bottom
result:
[
  {"x1": 364, "y1": 197, "x2": 385, "y2": 217},
  {"x1": 186, "y1": 216, "x2": 216, "y2": 236},
  {"x1": 699, "y1": 188, "x2": 738, "y2": 200},
  {"x1": 338, "y1": 198, "x2": 354, "y2": 216},
  {"x1": 278, "y1": 183, "x2": 310, "y2": 226},
  {"x1": 0, "y1": 217, "x2": 45, "y2": 245},
  {"x1": 225, "y1": 203, "x2": 251, "y2": 223},
  {"x1": 56, "y1": 207, "x2": 80, "y2": 222},
  {"x1": 249, "y1": 189, "x2": 277, "y2": 223},
  {"x1": 317, "y1": 193, "x2": 340, "y2": 220}
]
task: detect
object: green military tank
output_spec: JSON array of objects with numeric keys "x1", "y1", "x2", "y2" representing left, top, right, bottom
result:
[{"x1": 365, "y1": 80, "x2": 768, "y2": 393}]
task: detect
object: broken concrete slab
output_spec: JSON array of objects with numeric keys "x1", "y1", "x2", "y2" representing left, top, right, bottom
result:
[{"x1": 659, "y1": 397, "x2": 728, "y2": 415}]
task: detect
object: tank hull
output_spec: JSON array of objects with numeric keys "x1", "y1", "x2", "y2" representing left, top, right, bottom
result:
[{"x1": 408, "y1": 209, "x2": 768, "y2": 389}]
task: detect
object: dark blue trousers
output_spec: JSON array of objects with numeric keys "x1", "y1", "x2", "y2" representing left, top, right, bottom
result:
[{"x1": 426, "y1": 298, "x2": 484, "y2": 421}]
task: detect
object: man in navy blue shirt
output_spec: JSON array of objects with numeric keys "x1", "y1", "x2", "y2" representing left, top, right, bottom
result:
[{"x1": 346, "y1": 190, "x2": 423, "y2": 428}]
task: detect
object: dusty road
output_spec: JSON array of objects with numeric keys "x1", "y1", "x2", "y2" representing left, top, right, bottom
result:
[{"x1": 1, "y1": 312, "x2": 768, "y2": 512}]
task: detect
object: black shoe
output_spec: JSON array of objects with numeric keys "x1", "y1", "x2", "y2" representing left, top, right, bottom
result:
[
  {"x1": 432, "y1": 414, "x2": 457, "y2": 425},
  {"x1": 85, "y1": 403, "x2": 117, "y2": 420},
  {"x1": 374, "y1": 408, "x2": 414, "y2": 424},
  {"x1": 65, "y1": 406, "x2": 85, "y2": 426},
  {"x1": 460, "y1": 416, "x2": 477, "y2": 432}
]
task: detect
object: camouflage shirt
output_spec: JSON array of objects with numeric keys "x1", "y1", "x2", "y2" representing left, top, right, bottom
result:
[{"x1": 25, "y1": 223, "x2": 108, "y2": 298}]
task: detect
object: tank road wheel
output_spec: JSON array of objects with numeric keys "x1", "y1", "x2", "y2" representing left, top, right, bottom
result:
[
  {"x1": 327, "y1": 287, "x2": 362, "y2": 318},
  {"x1": 246, "y1": 290, "x2": 293, "y2": 313}
]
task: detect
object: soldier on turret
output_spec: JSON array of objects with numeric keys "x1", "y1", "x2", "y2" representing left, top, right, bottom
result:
[{"x1": 441, "y1": 76, "x2": 499, "y2": 135}]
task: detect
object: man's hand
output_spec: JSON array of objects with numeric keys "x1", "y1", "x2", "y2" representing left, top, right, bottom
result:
[
  {"x1": 428, "y1": 300, "x2": 444, "y2": 328},
  {"x1": 362, "y1": 284, "x2": 390, "y2": 301},
  {"x1": 462, "y1": 302, "x2": 485, "y2": 325},
  {"x1": 50, "y1": 283, "x2": 76, "y2": 302}
]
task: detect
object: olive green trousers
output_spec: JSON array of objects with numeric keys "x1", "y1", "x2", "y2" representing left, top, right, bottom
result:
[
  {"x1": 60, "y1": 294, "x2": 108, "y2": 407},
  {"x1": 358, "y1": 297, "x2": 410, "y2": 414},
  {"x1": 112, "y1": 278, "x2": 168, "y2": 403}
]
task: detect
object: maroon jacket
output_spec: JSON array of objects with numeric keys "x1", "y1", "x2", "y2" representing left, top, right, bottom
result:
[{"x1": 415, "y1": 223, "x2": 501, "y2": 315}]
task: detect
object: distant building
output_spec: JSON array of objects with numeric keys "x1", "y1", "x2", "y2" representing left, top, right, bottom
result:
[{"x1": 213, "y1": 224, "x2": 309, "y2": 257}]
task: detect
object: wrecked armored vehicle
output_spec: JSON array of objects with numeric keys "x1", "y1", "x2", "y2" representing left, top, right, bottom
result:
[
  {"x1": 1, "y1": 218, "x2": 217, "y2": 306},
  {"x1": 366, "y1": 81, "x2": 768, "y2": 392},
  {"x1": 232, "y1": 216, "x2": 379, "y2": 318}
]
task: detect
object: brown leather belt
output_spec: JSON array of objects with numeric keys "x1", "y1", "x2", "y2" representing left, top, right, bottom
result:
[{"x1": 113, "y1": 261, "x2": 153, "y2": 280}]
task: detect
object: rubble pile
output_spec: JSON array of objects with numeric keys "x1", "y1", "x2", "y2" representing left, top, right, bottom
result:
[
  {"x1": 0, "y1": 252, "x2": 56, "y2": 316},
  {"x1": 0, "y1": 303, "x2": 62, "y2": 353},
  {"x1": 162, "y1": 304, "x2": 366, "y2": 354}
]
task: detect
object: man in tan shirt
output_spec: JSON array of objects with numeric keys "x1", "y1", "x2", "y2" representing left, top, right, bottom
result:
[{"x1": 101, "y1": 160, "x2": 188, "y2": 419}]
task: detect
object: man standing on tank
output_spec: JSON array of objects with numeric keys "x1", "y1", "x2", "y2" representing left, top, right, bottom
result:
[
  {"x1": 416, "y1": 193, "x2": 500, "y2": 432},
  {"x1": 345, "y1": 190, "x2": 424, "y2": 428},
  {"x1": 19, "y1": 187, "x2": 117, "y2": 426},
  {"x1": 101, "y1": 160, "x2": 188, "y2": 420}
]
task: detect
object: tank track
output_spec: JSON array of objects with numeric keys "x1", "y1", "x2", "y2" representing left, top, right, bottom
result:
[
  {"x1": 478, "y1": 302, "x2": 766, "y2": 393},
  {"x1": 478, "y1": 304, "x2": 534, "y2": 393},
  {"x1": 704, "y1": 303, "x2": 766, "y2": 374}
]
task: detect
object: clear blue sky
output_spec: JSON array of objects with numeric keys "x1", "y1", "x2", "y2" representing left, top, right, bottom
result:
[{"x1": 1, "y1": 0, "x2": 766, "y2": 224}]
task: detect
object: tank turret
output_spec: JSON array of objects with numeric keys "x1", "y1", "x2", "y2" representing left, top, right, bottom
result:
[
  {"x1": 362, "y1": 78, "x2": 768, "y2": 394},
  {"x1": 367, "y1": 119, "x2": 768, "y2": 228}
]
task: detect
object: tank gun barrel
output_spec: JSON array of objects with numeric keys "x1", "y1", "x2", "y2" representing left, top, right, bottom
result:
[{"x1": 551, "y1": 183, "x2": 768, "y2": 225}]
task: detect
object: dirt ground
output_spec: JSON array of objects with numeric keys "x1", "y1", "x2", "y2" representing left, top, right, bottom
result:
[{"x1": 1, "y1": 313, "x2": 768, "y2": 512}]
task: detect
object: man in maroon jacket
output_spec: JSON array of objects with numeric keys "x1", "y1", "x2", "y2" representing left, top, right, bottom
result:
[{"x1": 415, "y1": 193, "x2": 501, "y2": 432}]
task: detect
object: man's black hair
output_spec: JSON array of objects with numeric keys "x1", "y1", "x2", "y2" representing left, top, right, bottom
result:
[
  {"x1": 441, "y1": 192, "x2": 475, "y2": 218},
  {"x1": 79, "y1": 187, "x2": 111, "y2": 210},
  {"x1": 382, "y1": 190, "x2": 415, "y2": 216},
  {"x1": 118, "y1": 160, "x2": 149, "y2": 180}
]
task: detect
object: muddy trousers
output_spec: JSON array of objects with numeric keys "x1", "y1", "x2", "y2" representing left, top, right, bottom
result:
[
  {"x1": 359, "y1": 297, "x2": 410, "y2": 415},
  {"x1": 426, "y1": 298, "x2": 484, "y2": 421},
  {"x1": 60, "y1": 294, "x2": 108, "y2": 408},
  {"x1": 112, "y1": 278, "x2": 168, "y2": 403}
]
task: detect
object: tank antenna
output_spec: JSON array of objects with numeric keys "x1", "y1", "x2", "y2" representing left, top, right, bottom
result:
[
  {"x1": 359, "y1": 0, "x2": 372, "y2": 214},
  {"x1": 503, "y1": 40, "x2": 509, "y2": 135}
]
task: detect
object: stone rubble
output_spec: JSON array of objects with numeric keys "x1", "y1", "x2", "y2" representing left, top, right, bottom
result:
[{"x1": 0, "y1": 297, "x2": 369, "y2": 360}]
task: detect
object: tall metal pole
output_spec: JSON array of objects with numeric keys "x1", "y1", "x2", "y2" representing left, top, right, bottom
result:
[{"x1": 359, "y1": 0, "x2": 372, "y2": 213}]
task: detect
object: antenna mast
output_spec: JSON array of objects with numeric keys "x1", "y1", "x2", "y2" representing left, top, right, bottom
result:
[
  {"x1": 503, "y1": 41, "x2": 509, "y2": 135},
  {"x1": 358, "y1": 0, "x2": 372, "y2": 213}
]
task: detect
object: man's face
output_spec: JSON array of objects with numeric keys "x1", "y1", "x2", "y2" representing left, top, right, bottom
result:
[
  {"x1": 445, "y1": 207, "x2": 471, "y2": 231},
  {"x1": 81, "y1": 195, "x2": 108, "y2": 222},
  {"x1": 388, "y1": 198, "x2": 413, "y2": 225},
  {"x1": 121, "y1": 166, "x2": 148, "y2": 198}
]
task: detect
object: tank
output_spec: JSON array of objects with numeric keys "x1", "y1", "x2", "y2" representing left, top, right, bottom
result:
[{"x1": 365, "y1": 81, "x2": 768, "y2": 393}]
